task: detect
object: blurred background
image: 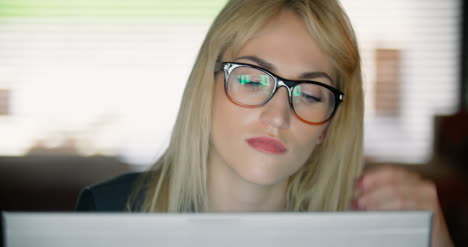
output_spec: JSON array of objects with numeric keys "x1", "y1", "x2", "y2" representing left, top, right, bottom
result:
[{"x1": 0, "y1": 0, "x2": 467, "y2": 245}]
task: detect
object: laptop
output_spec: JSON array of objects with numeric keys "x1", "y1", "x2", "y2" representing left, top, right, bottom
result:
[{"x1": 2, "y1": 211, "x2": 432, "y2": 247}]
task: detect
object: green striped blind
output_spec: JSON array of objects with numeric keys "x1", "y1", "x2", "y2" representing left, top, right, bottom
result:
[{"x1": 0, "y1": 0, "x2": 227, "y2": 18}]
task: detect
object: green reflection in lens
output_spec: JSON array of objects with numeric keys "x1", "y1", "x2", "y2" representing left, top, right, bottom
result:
[
  {"x1": 293, "y1": 86, "x2": 301, "y2": 103},
  {"x1": 293, "y1": 85, "x2": 301, "y2": 96},
  {"x1": 259, "y1": 75, "x2": 270, "y2": 87},
  {"x1": 238, "y1": 75, "x2": 251, "y2": 84}
]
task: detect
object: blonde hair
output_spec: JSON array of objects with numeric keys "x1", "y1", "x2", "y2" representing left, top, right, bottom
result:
[{"x1": 128, "y1": 0, "x2": 364, "y2": 212}]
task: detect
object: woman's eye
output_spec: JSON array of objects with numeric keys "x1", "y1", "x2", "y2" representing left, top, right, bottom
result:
[
  {"x1": 302, "y1": 93, "x2": 322, "y2": 103},
  {"x1": 244, "y1": 81, "x2": 263, "y2": 87},
  {"x1": 293, "y1": 85, "x2": 325, "y2": 104},
  {"x1": 237, "y1": 75, "x2": 269, "y2": 87}
]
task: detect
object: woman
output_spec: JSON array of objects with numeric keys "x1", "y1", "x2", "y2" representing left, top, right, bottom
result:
[{"x1": 76, "y1": 0, "x2": 453, "y2": 245}]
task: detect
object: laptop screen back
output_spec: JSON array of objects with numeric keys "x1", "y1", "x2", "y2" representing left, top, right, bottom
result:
[{"x1": 2, "y1": 212, "x2": 432, "y2": 247}]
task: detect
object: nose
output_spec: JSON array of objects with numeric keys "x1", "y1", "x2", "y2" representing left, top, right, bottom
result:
[{"x1": 259, "y1": 87, "x2": 291, "y2": 129}]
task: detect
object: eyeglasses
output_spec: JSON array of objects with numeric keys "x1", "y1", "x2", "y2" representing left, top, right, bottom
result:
[{"x1": 216, "y1": 62, "x2": 344, "y2": 125}]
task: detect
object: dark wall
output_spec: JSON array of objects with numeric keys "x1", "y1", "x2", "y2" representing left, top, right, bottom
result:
[
  {"x1": 462, "y1": 0, "x2": 468, "y2": 110},
  {"x1": 0, "y1": 155, "x2": 131, "y2": 211}
]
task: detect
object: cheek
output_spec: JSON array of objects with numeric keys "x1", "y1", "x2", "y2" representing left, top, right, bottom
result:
[
  {"x1": 211, "y1": 79, "x2": 249, "y2": 146},
  {"x1": 213, "y1": 80, "x2": 233, "y2": 132},
  {"x1": 288, "y1": 122, "x2": 327, "y2": 164}
]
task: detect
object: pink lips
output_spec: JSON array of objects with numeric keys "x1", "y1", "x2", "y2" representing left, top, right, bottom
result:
[{"x1": 246, "y1": 136, "x2": 287, "y2": 154}]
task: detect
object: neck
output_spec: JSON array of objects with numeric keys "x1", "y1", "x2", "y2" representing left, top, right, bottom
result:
[{"x1": 207, "y1": 153, "x2": 288, "y2": 212}]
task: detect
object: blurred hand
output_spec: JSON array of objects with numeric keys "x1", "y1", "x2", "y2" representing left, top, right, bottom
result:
[{"x1": 353, "y1": 165, "x2": 453, "y2": 247}]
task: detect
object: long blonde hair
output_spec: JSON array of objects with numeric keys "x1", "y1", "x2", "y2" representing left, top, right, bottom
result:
[{"x1": 128, "y1": 0, "x2": 364, "y2": 212}]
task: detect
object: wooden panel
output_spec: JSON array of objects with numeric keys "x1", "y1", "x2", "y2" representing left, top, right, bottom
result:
[
  {"x1": 0, "y1": 89, "x2": 10, "y2": 115},
  {"x1": 375, "y1": 49, "x2": 400, "y2": 116}
]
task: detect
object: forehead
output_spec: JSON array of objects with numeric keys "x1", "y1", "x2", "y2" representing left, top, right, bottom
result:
[{"x1": 223, "y1": 10, "x2": 335, "y2": 82}]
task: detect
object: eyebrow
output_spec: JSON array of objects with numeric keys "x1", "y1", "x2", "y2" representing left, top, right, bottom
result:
[{"x1": 235, "y1": 55, "x2": 334, "y2": 83}]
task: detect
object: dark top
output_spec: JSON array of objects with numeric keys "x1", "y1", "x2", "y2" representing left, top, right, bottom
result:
[{"x1": 75, "y1": 172, "x2": 141, "y2": 211}]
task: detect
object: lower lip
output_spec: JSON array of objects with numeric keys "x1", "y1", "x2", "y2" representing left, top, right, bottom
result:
[{"x1": 246, "y1": 138, "x2": 287, "y2": 154}]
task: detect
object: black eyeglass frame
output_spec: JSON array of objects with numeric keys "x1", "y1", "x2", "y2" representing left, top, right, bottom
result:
[{"x1": 215, "y1": 61, "x2": 344, "y2": 125}]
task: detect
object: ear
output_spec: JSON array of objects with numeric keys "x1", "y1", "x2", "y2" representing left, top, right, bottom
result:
[{"x1": 316, "y1": 125, "x2": 329, "y2": 144}]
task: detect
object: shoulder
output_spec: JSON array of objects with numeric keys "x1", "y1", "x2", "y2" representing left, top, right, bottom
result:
[{"x1": 75, "y1": 172, "x2": 142, "y2": 212}]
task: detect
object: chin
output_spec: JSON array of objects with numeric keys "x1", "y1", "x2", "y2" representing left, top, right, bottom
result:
[{"x1": 237, "y1": 164, "x2": 291, "y2": 187}]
